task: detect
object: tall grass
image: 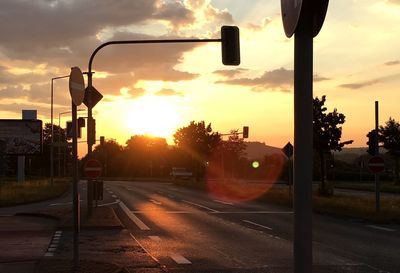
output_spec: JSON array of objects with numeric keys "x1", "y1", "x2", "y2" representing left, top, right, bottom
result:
[{"x1": 0, "y1": 178, "x2": 70, "y2": 207}]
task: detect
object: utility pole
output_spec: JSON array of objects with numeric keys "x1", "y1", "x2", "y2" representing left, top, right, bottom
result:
[{"x1": 375, "y1": 101, "x2": 380, "y2": 212}]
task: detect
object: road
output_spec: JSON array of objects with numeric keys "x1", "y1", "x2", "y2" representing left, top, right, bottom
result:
[{"x1": 102, "y1": 180, "x2": 400, "y2": 273}]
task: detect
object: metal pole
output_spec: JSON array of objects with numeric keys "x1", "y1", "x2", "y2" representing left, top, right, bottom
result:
[
  {"x1": 375, "y1": 101, "x2": 380, "y2": 212},
  {"x1": 87, "y1": 71, "x2": 93, "y2": 218},
  {"x1": 50, "y1": 79, "x2": 54, "y2": 185},
  {"x1": 294, "y1": 5, "x2": 313, "y2": 273},
  {"x1": 71, "y1": 101, "x2": 80, "y2": 270}
]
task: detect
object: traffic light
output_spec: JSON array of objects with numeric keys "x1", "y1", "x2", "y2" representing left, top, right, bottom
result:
[
  {"x1": 366, "y1": 129, "x2": 377, "y2": 156},
  {"x1": 100, "y1": 136, "x2": 105, "y2": 145},
  {"x1": 88, "y1": 118, "x2": 96, "y2": 145},
  {"x1": 221, "y1": 26, "x2": 240, "y2": 66},
  {"x1": 243, "y1": 126, "x2": 249, "y2": 138}
]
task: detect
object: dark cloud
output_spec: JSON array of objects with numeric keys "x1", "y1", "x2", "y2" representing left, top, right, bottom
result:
[
  {"x1": 155, "y1": 88, "x2": 183, "y2": 96},
  {"x1": 384, "y1": 60, "x2": 400, "y2": 66},
  {"x1": 154, "y1": 1, "x2": 196, "y2": 29},
  {"x1": 338, "y1": 79, "x2": 380, "y2": 89},
  {"x1": 314, "y1": 74, "x2": 330, "y2": 82},
  {"x1": 217, "y1": 67, "x2": 293, "y2": 92},
  {"x1": 213, "y1": 68, "x2": 248, "y2": 78}
]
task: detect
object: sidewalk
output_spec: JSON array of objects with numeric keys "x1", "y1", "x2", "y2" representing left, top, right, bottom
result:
[{"x1": 30, "y1": 206, "x2": 165, "y2": 273}]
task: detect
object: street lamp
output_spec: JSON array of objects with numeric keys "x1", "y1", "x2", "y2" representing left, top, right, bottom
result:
[
  {"x1": 50, "y1": 75, "x2": 69, "y2": 184},
  {"x1": 58, "y1": 109, "x2": 85, "y2": 176}
]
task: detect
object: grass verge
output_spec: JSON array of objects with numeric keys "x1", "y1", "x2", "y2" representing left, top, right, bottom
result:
[
  {"x1": 334, "y1": 181, "x2": 400, "y2": 194},
  {"x1": 0, "y1": 178, "x2": 70, "y2": 207},
  {"x1": 174, "y1": 179, "x2": 400, "y2": 223}
]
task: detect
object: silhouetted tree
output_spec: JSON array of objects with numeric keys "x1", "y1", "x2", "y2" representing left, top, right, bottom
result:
[
  {"x1": 313, "y1": 96, "x2": 352, "y2": 195},
  {"x1": 173, "y1": 121, "x2": 221, "y2": 179},
  {"x1": 379, "y1": 117, "x2": 400, "y2": 184},
  {"x1": 92, "y1": 139, "x2": 124, "y2": 177}
]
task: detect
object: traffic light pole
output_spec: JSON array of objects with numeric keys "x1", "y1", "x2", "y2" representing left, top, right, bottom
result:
[{"x1": 293, "y1": 6, "x2": 313, "y2": 273}]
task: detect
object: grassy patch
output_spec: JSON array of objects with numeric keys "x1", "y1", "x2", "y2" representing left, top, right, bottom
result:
[
  {"x1": 0, "y1": 178, "x2": 70, "y2": 207},
  {"x1": 334, "y1": 181, "x2": 400, "y2": 194}
]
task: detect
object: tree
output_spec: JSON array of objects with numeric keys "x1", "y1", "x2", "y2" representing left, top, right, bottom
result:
[
  {"x1": 92, "y1": 139, "x2": 124, "y2": 177},
  {"x1": 173, "y1": 121, "x2": 221, "y2": 179},
  {"x1": 313, "y1": 95, "x2": 352, "y2": 195},
  {"x1": 379, "y1": 117, "x2": 400, "y2": 184}
]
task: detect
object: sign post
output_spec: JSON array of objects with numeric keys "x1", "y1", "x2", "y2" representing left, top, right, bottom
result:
[
  {"x1": 69, "y1": 66, "x2": 85, "y2": 270},
  {"x1": 281, "y1": 0, "x2": 329, "y2": 272}
]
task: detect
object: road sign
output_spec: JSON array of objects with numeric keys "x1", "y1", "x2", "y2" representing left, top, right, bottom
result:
[
  {"x1": 69, "y1": 67, "x2": 85, "y2": 106},
  {"x1": 281, "y1": 0, "x2": 329, "y2": 37},
  {"x1": 368, "y1": 156, "x2": 385, "y2": 173},
  {"x1": 83, "y1": 85, "x2": 103, "y2": 108},
  {"x1": 282, "y1": 142, "x2": 294, "y2": 158},
  {"x1": 281, "y1": 0, "x2": 303, "y2": 37},
  {"x1": 84, "y1": 159, "x2": 102, "y2": 179}
]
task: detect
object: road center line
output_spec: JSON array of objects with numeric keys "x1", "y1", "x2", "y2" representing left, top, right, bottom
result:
[
  {"x1": 98, "y1": 200, "x2": 120, "y2": 207},
  {"x1": 170, "y1": 253, "x2": 192, "y2": 264},
  {"x1": 119, "y1": 202, "x2": 150, "y2": 230},
  {"x1": 182, "y1": 200, "x2": 219, "y2": 213},
  {"x1": 111, "y1": 194, "x2": 117, "y2": 198},
  {"x1": 366, "y1": 225, "x2": 396, "y2": 232},
  {"x1": 242, "y1": 220, "x2": 272, "y2": 230},
  {"x1": 213, "y1": 199, "x2": 234, "y2": 205},
  {"x1": 148, "y1": 236, "x2": 162, "y2": 242},
  {"x1": 149, "y1": 199, "x2": 162, "y2": 205}
]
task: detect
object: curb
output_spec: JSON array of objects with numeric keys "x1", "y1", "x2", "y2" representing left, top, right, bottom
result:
[{"x1": 14, "y1": 212, "x2": 60, "y2": 221}]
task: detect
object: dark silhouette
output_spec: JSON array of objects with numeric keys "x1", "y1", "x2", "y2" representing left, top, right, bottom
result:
[
  {"x1": 313, "y1": 96, "x2": 352, "y2": 196},
  {"x1": 379, "y1": 117, "x2": 400, "y2": 184}
]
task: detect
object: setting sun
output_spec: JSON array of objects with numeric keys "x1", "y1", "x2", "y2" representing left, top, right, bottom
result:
[{"x1": 125, "y1": 95, "x2": 181, "y2": 140}]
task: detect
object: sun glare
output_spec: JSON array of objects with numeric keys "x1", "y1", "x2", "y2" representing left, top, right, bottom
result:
[{"x1": 125, "y1": 96, "x2": 181, "y2": 141}]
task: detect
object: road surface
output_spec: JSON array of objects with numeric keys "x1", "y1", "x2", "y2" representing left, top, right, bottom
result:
[{"x1": 102, "y1": 180, "x2": 400, "y2": 273}]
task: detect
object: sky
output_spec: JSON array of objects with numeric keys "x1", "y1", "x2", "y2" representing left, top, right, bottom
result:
[{"x1": 0, "y1": 0, "x2": 400, "y2": 157}]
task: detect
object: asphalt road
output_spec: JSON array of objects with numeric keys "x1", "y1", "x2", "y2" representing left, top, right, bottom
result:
[{"x1": 103, "y1": 180, "x2": 400, "y2": 273}]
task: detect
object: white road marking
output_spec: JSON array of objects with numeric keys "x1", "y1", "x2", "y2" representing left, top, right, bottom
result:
[
  {"x1": 98, "y1": 200, "x2": 120, "y2": 207},
  {"x1": 170, "y1": 253, "x2": 192, "y2": 264},
  {"x1": 44, "y1": 253, "x2": 54, "y2": 257},
  {"x1": 366, "y1": 225, "x2": 396, "y2": 232},
  {"x1": 149, "y1": 199, "x2": 162, "y2": 205},
  {"x1": 55, "y1": 231, "x2": 62, "y2": 234},
  {"x1": 182, "y1": 200, "x2": 219, "y2": 213},
  {"x1": 213, "y1": 199, "x2": 234, "y2": 205},
  {"x1": 49, "y1": 202, "x2": 72, "y2": 206},
  {"x1": 148, "y1": 236, "x2": 162, "y2": 242},
  {"x1": 130, "y1": 233, "x2": 159, "y2": 263},
  {"x1": 111, "y1": 194, "x2": 117, "y2": 198},
  {"x1": 211, "y1": 211, "x2": 293, "y2": 214},
  {"x1": 109, "y1": 191, "x2": 114, "y2": 194},
  {"x1": 242, "y1": 220, "x2": 272, "y2": 230},
  {"x1": 119, "y1": 202, "x2": 150, "y2": 230}
]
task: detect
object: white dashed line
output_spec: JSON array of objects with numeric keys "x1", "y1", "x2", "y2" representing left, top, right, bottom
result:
[
  {"x1": 111, "y1": 194, "x2": 117, "y2": 198},
  {"x1": 148, "y1": 236, "x2": 162, "y2": 242},
  {"x1": 213, "y1": 199, "x2": 234, "y2": 205},
  {"x1": 98, "y1": 200, "x2": 120, "y2": 207},
  {"x1": 366, "y1": 225, "x2": 396, "y2": 232},
  {"x1": 150, "y1": 199, "x2": 162, "y2": 205},
  {"x1": 242, "y1": 220, "x2": 272, "y2": 230},
  {"x1": 119, "y1": 202, "x2": 150, "y2": 230},
  {"x1": 170, "y1": 253, "x2": 192, "y2": 264},
  {"x1": 44, "y1": 253, "x2": 54, "y2": 257},
  {"x1": 182, "y1": 200, "x2": 219, "y2": 213}
]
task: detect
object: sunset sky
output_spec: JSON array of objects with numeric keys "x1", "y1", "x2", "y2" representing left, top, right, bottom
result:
[{"x1": 1, "y1": 0, "x2": 400, "y2": 156}]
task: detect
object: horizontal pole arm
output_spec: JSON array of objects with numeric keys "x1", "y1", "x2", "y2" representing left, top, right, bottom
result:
[{"x1": 89, "y1": 38, "x2": 221, "y2": 73}]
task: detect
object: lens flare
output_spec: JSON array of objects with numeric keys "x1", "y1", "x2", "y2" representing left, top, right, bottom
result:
[{"x1": 206, "y1": 153, "x2": 285, "y2": 203}]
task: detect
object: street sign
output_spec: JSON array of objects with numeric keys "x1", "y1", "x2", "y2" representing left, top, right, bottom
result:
[
  {"x1": 282, "y1": 142, "x2": 294, "y2": 158},
  {"x1": 368, "y1": 156, "x2": 385, "y2": 173},
  {"x1": 84, "y1": 159, "x2": 102, "y2": 179},
  {"x1": 69, "y1": 67, "x2": 85, "y2": 106},
  {"x1": 83, "y1": 85, "x2": 103, "y2": 108},
  {"x1": 281, "y1": 0, "x2": 303, "y2": 37},
  {"x1": 281, "y1": 0, "x2": 329, "y2": 37}
]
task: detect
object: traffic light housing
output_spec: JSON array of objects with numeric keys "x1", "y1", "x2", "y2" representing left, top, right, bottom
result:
[
  {"x1": 243, "y1": 126, "x2": 249, "y2": 138},
  {"x1": 221, "y1": 26, "x2": 240, "y2": 66},
  {"x1": 88, "y1": 118, "x2": 96, "y2": 145},
  {"x1": 100, "y1": 136, "x2": 105, "y2": 145},
  {"x1": 366, "y1": 129, "x2": 377, "y2": 156}
]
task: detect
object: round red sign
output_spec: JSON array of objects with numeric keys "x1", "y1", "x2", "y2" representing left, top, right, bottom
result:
[
  {"x1": 368, "y1": 156, "x2": 385, "y2": 173},
  {"x1": 84, "y1": 159, "x2": 102, "y2": 178}
]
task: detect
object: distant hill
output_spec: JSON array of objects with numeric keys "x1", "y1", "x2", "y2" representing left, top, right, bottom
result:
[
  {"x1": 334, "y1": 147, "x2": 386, "y2": 163},
  {"x1": 244, "y1": 141, "x2": 284, "y2": 159}
]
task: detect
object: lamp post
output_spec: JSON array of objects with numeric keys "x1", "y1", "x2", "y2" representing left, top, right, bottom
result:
[
  {"x1": 58, "y1": 109, "x2": 85, "y2": 176},
  {"x1": 84, "y1": 26, "x2": 240, "y2": 217},
  {"x1": 50, "y1": 75, "x2": 69, "y2": 184}
]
